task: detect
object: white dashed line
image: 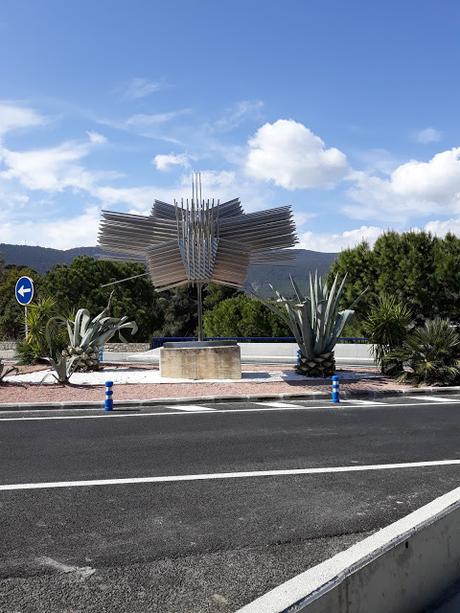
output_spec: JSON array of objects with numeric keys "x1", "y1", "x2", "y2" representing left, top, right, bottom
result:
[
  {"x1": 165, "y1": 405, "x2": 216, "y2": 412},
  {"x1": 1, "y1": 459, "x2": 460, "y2": 491},
  {"x1": 405, "y1": 396, "x2": 459, "y2": 403},
  {"x1": 0, "y1": 398, "x2": 458, "y2": 422},
  {"x1": 254, "y1": 402, "x2": 313, "y2": 409},
  {"x1": 346, "y1": 399, "x2": 389, "y2": 405}
]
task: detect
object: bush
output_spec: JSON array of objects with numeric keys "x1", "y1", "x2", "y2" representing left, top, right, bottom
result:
[
  {"x1": 363, "y1": 294, "x2": 412, "y2": 374},
  {"x1": 203, "y1": 294, "x2": 290, "y2": 337},
  {"x1": 386, "y1": 318, "x2": 460, "y2": 386},
  {"x1": 17, "y1": 297, "x2": 67, "y2": 364}
]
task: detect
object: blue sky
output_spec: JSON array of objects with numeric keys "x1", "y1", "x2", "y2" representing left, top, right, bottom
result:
[{"x1": 1, "y1": 0, "x2": 460, "y2": 251}]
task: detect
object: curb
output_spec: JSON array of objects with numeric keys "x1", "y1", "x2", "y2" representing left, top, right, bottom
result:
[
  {"x1": 237, "y1": 485, "x2": 460, "y2": 613},
  {"x1": 0, "y1": 385, "x2": 459, "y2": 412}
]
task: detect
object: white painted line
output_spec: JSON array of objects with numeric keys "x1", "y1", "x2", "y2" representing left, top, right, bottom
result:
[
  {"x1": 1, "y1": 459, "x2": 460, "y2": 492},
  {"x1": 255, "y1": 401, "x2": 312, "y2": 409},
  {"x1": 165, "y1": 404, "x2": 216, "y2": 412},
  {"x1": 405, "y1": 395, "x2": 459, "y2": 403},
  {"x1": 346, "y1": 399, "x2": 388, "y2": 405},
  {"x1": 0, "y1": 398, "x2": 458, "y2": 422}
]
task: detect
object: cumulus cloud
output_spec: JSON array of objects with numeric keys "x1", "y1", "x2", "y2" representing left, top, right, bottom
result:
[
  {"x1": 415, "y1": 127, "x2": 442, "y2": 144},
  {"x1": 425, "y1": 217, "x2": 460, "y2": 237},
  {"x1": 119, "y1": 77, "x2": 162, "y2": 100},
  {"x1": 299, "y1": 225, "x2": 384, "y2": 252},
  {"x1": 245, "y1": 119, "x2": 348, "y2": 189},
  {"x1": 154, "y1": 153, "x2": 190, "y2": 171},
  {"x1": 345, "y1": 148, "x2": 460, "y2": 222},
  {"x1": 0, "y1": 102, "x2": 45, "y2": 138}
]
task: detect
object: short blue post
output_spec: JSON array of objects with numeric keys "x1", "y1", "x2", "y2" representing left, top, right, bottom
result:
[
  {"x1": 331, "y1": 375, "x2": 340, "y2": 404},
  {"x1": 104, "y1": 380, "x2": 113, "y2": 411},
  {"x1": 98, "y1": 346, "x2": 104, "y2": 363}
]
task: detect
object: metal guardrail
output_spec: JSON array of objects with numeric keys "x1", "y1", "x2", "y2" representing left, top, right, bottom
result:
[{"x1": 150, "y1": 336, "x2": 369, "y2": 349}]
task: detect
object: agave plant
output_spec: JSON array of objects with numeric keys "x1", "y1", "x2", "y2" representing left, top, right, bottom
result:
[
  {"x1": 0, "y1": 359, "x2": 18, "y2": 384},
  {"x1": 386, "y1": 318, "x2": 460, "y2": 386},
  {"x1": 258, "y1": 271, "x2": 359, "y2": 377},
  {"x1": 57, "y1": 293, "x2": 138, "y2": 372},
  {"x1": 43, "y1": 319, "x2": 80, "y2": 384}
]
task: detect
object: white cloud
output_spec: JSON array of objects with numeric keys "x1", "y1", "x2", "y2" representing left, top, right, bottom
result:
[
  {"x1": 299, "y1": 225, "x2": 384, "y2": 252},
  {"x1": 153, "y1": 153, "x2": 190, "y2": 171},
  {"x1": 119, "y1": 77, "x2": 162, "y2": 100},
  {"x1": 0, "y1": 140, "x2": 94, "y2": 191},
  {"x1": 126, "y1": 111, "x2": 189, "y2": 128},
  {"x1": 345, "y1": 148, "x2": 460, "y2": 222},
  {"x1": 245, "y1": 119, "x2": 348, "y2": 189},
  {"x1": 391, "y1": 148, "x2": 460, "y2": 201},
  {"x1": 415, "y1": 127, "x2": 442, "y2": 144},
  {"x1": 425, "y1": 218, "x2": 460, "y2": 237},
  {"x1": 0, "y1": 102, "x2": 45, "y2": 138},
  {"x1": 0, "y1": 206, "x2": 100, "y2": 249},
  {"x1": 293, "y1": 211, "x2": 316, "y2": 228},
  {"x1": 86, "y1": 130, "x2": 107, "y2": 144}
]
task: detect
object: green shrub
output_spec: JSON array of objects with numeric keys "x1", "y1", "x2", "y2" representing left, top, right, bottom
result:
[
  {"x1": 364, "y1": 294, "x2": 412, "y2": 374},
  {"x1": 17, "y1": 297, "x2": 67, "y2": 364},
  {"x1": 203, "y1": 294, "x2": 290, "y2": 337},
  {"x1": 386, "y1": 318, "x2": 460, "y2": 386}
]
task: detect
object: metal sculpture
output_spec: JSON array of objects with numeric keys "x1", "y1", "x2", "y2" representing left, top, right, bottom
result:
[{"x1": 98, "y1": 173, "x2": 297, "y2": 339}]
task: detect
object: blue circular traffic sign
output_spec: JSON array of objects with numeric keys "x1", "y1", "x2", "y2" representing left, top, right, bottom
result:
[{"x1": 15, "y1": 276, "x2": 34, "y2": 306}]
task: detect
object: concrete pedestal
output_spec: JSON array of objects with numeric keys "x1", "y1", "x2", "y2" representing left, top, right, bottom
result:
[{"x1": 159, "y1": 341, "x2": 241, "y2": 380}]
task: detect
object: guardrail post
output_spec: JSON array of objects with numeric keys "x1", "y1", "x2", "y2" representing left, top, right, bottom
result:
[
  {"x1": 104, "y1": 381, "x2": 113, "y2": 411},
  {"x1": 331, "y1": 375, "x2": 340, "y2": 404}
]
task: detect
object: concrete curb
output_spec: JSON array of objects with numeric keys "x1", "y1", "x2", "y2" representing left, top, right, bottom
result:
[
  {"x1": 0, "y1": 385, "x2": 459, "y2": 411},
  {"x1": 237, "y1": 485, "x2": 460, "y2": 613}
]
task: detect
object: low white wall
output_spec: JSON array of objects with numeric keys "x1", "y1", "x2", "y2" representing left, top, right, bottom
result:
[
  {"x1": 239, "y1": 342, "x2": 373, "y2": 362},
  {"x1": 113, "y1": 343, "x2": 374, "y2": 365},
  {"x1": 238, "y1": 486, "x2": 460, "y2": 613}
]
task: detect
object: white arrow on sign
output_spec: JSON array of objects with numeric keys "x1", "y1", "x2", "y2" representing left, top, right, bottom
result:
[{"x1": 18, "y1": 285, "x2": 32, "y2": 298}]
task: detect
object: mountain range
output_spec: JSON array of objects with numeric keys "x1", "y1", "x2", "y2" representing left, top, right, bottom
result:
[{"x1": 0, "y1": 243, "x2": 337, "y2": 296}]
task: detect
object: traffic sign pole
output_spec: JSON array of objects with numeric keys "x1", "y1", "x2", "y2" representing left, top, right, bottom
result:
[{"x1": 15, "y1": 276, "x2": 34, "y2": 339}]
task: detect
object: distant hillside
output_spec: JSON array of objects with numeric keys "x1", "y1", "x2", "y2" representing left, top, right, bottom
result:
[
  {"x1": 0, "y1": 243, "x2": 337, "y2": 294},
  {"x1": 0, "y1": 244, "x2": 101, "y2": 274},
  {"x1": 247, "y1": 249, "x2": 337, "y2": 297}
]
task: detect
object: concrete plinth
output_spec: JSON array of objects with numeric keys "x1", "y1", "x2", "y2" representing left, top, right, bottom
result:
[{"x1": 159, "y1": 341, "x2": 241, "y2": 380}]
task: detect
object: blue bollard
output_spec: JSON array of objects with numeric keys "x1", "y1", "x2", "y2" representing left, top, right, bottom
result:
[
  {"x1": 104, "y1": 380, "x2": 113, "y2": 411},
  {"x1": 331, "y1": 375, "x2": 340, "y2": 404}
]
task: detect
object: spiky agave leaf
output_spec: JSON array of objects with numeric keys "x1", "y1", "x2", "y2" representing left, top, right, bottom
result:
[{"x1": 254, "y1": 270, "x2": 362, "y2": 377}]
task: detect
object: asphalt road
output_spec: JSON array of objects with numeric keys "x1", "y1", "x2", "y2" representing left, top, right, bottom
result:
[{"x1": 0, "y1": 395, "x2": 459, "y2": 612}]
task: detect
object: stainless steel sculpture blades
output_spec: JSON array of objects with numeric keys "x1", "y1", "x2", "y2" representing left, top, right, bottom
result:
[
  {"x1": 98, "y1": 173, "x2": 297, "y2": 339},
  {"x1": 98, "y1": 173, "x2": 297, "y2": 291}
]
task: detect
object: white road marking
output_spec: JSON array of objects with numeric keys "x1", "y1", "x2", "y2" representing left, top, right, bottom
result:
[
  {"x1": 0, "y1": 398, "x2": 458, "y2": 422},
  {"x1": 255, "y1": 401, "x2": 312, "y2": 409},
  {"x1": 166, "y1": 404, "x2": 216, "y2": 412},
  {"x1": 405, "y1": 395, "x2": 459, "y2": 403},
  {"x1": 346, "y1": 399, "x2": 388, "y2": 405},
  {"x1": 1, "y1": 459, "x2": 460, "y2": 492}
]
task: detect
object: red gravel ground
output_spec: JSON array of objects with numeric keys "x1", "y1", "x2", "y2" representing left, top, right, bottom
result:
[{"x1": 0, "y1": 364, "x2": 407, "y2": 404}]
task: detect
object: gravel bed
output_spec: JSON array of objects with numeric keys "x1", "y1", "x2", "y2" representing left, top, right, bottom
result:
[{"x1": 0, "y1": 365, "x2": 406, "y2": 404}]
